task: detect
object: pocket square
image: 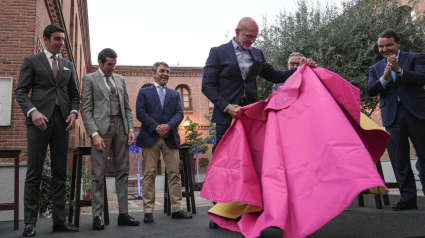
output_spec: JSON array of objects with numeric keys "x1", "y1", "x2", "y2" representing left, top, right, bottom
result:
[{"x1": 64, "y1": 67, "x2": 70, "y2": 70}]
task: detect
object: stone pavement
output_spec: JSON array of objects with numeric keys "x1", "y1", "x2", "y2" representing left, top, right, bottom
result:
[{"x1": 81, "y1": 190, "x2": 212, "y2": 215}]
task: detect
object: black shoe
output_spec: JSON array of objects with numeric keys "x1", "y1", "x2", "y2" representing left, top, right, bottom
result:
[
  {"x1": 52, "y1": 221, "x2": 79, "y2": 232},
  {"x1": 22, "y1": 224, "x2": 36, "y2": 237},
  {"x1": 209, "y1": 220, "x2": 220, "y2": 229},
  {"x1": 93, "y1": 216, "x2": 104, "y2": 230},
  {"x1": 392, "y1": 198, "x2": 418, "y2": 211},
  {"x1": 143, "y1": 213, "x2": 154, "y2": 223},
  {"x1": 171, "y1": 210, "x2": 192, "y2": 219},
  {"x1": 118, "y1": 213, "x2": 140, "y2": 226}
]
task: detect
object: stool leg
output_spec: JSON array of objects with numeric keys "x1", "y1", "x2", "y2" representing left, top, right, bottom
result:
[
  {"x1": 374, "y1": 194, "x2": 383, "y2": 209},
  {"x1": 357, "y1": 194, "x2": 364, "y2": 207},
  {"x1": 75, "y1": 151, "x2": 83, "y2": 227},
  {"x1": 14, "y1": 153, "x2": 19, "y2": 230},
  {"x1": 68, "y1": 151, "x2": 78, "y2": 223},
  {"x1": 164, "y1": 171, "x2": 168, "y2": 213},
  {"x1": 104, "y1": 176, "x2": 109, "y2": 225},
  {"x1": 383, "y1": 194, "x2": 390, "y2": 205}
]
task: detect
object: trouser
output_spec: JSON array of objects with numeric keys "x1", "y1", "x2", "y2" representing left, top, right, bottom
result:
[
  {"x1": 142, "y1": 139, "x2": 181, "y2": 213},
  {"x1": 386, "y1": 103, "x2": 425, "y2": 200},
  {"x1": 24, "y1": 105, "x2": 69, "y2": 224},
  {"x1": 91, "y1": 115, "x2": 129, "y2": 217}
]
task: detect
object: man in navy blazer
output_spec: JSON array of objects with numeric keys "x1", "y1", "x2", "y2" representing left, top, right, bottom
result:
[
  {"x1": 202, "y1": 17, "x2": 317, "y2": 229},
  {"x1": 136, "y1": 62, "x2": 192, "y2": 223},
  {"x1": 367, "y1": 29, "x2": 425, "y2": 211},
  {"x1": 202, "y1": 17, "x2": 316, "y2": 148}
]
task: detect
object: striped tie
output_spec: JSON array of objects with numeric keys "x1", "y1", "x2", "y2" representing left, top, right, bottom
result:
[
  {"x1": 105, "y1": 76, "x2": 116, "y2": 95},
  {"x1": 51, "y1": 55, "x2": 59, "y2": 105}
]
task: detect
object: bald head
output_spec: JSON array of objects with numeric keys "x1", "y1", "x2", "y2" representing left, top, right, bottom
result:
[
  {"x1": 234, "y1": 17, "x2": 259, "y2": 50},
  {"x1": 237, "y1": 17, "x2": 259, "y2": 32}
]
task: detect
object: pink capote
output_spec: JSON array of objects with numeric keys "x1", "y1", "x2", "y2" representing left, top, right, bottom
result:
[{"x1": 200, "y1": 65, "x2": 390, "y2": 238}]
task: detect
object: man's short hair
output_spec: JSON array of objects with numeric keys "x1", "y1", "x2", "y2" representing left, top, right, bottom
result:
[
  {"x1": 288, "y1": 52, "x2": 304, "y2": 63},
  {"x1": 152, "y1": 62, "x2": 170, "y2": 72},
  {"x1": 378, "y1": 29, "x2": 401, "y2": 42},
  {"x1": 43, "y1": 25, "x2": 65, "y2": 40},
  {"x1": 98, "y1": 48, "x2": 118, "y2": 64}
]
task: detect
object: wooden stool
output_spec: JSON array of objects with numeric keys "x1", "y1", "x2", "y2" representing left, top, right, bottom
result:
[
  {"x1": 164, "y1": 146, "x2": 196, "y2": 215},
  {"x1": 68, "y1": 146, "x2": 109, "y2": 227},
  {"x1": 358, "y1": 142, "x2": 399, "y2": 209},
  {"x1": 0, "y1": 149, "x2": 21, "y2": 230}
]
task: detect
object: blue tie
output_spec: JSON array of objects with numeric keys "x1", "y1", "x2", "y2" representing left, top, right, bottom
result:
[
  {"x1": 158, "y1": 86, "x2": 165, "y2": 108},
  {"x1": 391, "y1": 71, "x2": 397, "y2": 83}
]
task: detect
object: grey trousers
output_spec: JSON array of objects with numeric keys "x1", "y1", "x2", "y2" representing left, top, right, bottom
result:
[{"x1": 91, "y1": 115, "x2": 129, "y2": 217}]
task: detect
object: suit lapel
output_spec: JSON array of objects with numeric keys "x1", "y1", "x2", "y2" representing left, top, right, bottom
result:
[
  {"x1": 151, "y1": 85, "x2": 162, "y2": 109},
  {"x1": 162, "y1": 87, "x2": 172, "y2": 110},
  {"x1": 113, "y1": 74, "x2": 123, "y2": 98},
  {"x1": 56, "y1": 57, "x2": 66, "y2": 85},
  {"x1": 226, "y1": 41, "x2": 244, "y2": 81},
  {"x1": 39, "y1": 52, "x2": 55, "y2": 83},
  {"x1": 245, "y1": 48, "x2": 259, "y2": 81},
  {"x1": 94, "y1": 71, "x2": 111, "y2": 101}
]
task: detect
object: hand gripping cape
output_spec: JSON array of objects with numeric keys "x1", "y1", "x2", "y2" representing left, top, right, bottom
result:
[{"x1": 200, "y1": 65, "x2": 390, "y2": 238}]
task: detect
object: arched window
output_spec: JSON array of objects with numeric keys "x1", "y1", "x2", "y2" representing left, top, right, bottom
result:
[
  {"x1": 141, "y1": 83, "x2": 153, "y2": 89},
  {"x1": 175, "y1": 85, "x2": 192, "y2": 110}
]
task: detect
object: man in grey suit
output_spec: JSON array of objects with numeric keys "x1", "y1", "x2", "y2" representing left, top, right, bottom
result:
[
  {"x1": 15, "y1": 25, "x2": 80, "y2": 236},
  {"x1": 80, "y1": 48, "x2": 139, "y2": 230}
]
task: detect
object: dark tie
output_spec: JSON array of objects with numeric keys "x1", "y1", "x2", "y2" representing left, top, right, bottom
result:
[
  {"x1": 106, "y1": 76, "x2": 116, "y2": 95},
  {"x1": 158, "y1": 86, "x2": 165, "y2": 108},
  {"x1": 51, "y1": 55, "x2": 58, "y2": 79},
  {"x1": 51, "y1": 55, "x2": 59, "y2": 105}
]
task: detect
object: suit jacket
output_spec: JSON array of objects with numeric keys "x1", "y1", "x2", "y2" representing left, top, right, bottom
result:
[
  {"x1": 80, "y1": 70, "x2": 133, "y2": 136},
  {"x1": 367, "y1": 51, "x2": 425, "y2": 127},
  {"x1": 136, "y1": 85, "x2": 184, "y2": 149},
  {"x1": 202, "y1": 40, "x2": 296, "y2": 125},
  {"x1": 15, "y1": 51, "x2": 80, "y2": 124}
]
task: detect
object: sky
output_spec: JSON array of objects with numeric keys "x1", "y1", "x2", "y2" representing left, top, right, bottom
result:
[{"x1": 87, "y1": 0, "x2": 344, "y2": 67}]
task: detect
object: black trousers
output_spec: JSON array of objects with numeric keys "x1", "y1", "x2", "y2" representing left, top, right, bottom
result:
[
  {"x1": 24, "y1": 106, "x2": 69, "y2": 224},
  {"x1": 386, "y1": 103, "x2": 425, "y2": 201}
]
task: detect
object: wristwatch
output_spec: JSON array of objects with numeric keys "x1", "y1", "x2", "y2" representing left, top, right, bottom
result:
[{"x1": 396, "y1": 68, "x2": 402, "y2": 74}]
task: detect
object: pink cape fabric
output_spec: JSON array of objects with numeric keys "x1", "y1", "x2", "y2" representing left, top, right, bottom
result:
[{"x1": 200, "y1": 65, "x2": 390, "y2": 238}]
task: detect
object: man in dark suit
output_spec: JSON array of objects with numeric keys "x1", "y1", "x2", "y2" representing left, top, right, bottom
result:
[
  {"x1": 202, "y1": 17, "x2": 316, "y2": 148},
  {"x1": 15, "y1": 25, "x2": 80, "y2": 236},
  {"x1": 80, "y1": 48, "x2": 139, "y2": 230},
  {"x1": 202, "y1": 17, "x2": 316, "y2": 229},
  {"x1": 136, "y1": 62, "x2": 192, "y2": 224},
  {"x1": 367, "y1": 29, "x2": 425, "y2": 211}
]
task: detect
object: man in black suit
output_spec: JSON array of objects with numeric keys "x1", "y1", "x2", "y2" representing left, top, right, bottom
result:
[
  {"x1": 15, "y1": 25, "x2": 80, "y2": 236},
  {"x1": 202, "y1": 17, "x2": 316, "y2": 229},
  {"x1": 367, "y1": 29, "x2": 425, "y2": 211}
]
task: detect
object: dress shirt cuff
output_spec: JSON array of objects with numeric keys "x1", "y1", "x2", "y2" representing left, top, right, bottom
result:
[
  {"x1": 70, "y1": 110, "x2": 78, "y2": 118},
  {"x1": 91, "y1": 132, "x2": 99, "y2": 138},
  {"x1": 27, "y1": 108, "x2": 37, "y2": 117},
  {"x1": 224, "y1": 104, "x2": 231, "y2": 113},
  {"x1": 380, "y1": 76, "x2": 389, "y2": 87},
  {"x1": 129, "y1": 129, "x2": 134, "y2": 132}
]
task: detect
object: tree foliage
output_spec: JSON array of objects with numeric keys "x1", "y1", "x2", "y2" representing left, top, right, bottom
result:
[{"x1": 255, "y1": 0, "x2": 425, "y2": 116}]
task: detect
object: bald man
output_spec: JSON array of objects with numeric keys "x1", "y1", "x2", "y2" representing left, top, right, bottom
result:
[{"x1": 202, "y1": 17, "x2": 316, "y2": 229}]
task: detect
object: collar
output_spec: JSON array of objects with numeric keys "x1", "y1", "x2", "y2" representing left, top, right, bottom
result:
[
  {"x1": 231, "y1": 38, "x2": 250, "y2": 52},
  {"x1": 154, "y1": 82, "x2": 167, "y2": 89},
  {"x1": 44, "y1": 49, "x2": 58, "y2": 60},
  {"x1": 98, "y1": 68, "x2": 113, "y2": 79}
]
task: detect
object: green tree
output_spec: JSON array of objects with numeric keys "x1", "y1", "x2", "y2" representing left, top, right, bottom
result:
[
  {"x1": 184, "y1": 121, "x2": 209, "y2": 187},
  {"x1": 255, "y1": 0, "x2": 425, "y2": 116},
  {"x1": 203, "y1": 113, "x2": 216, "y2": 146}
]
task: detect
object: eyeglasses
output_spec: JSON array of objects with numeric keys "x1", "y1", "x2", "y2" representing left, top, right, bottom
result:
[
  {"x1": 289, "y1": 62, "x2": 300, "y2": 66},
  {"x1": 238, "y1": 29, "x2": 257, "y2": 40}
]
